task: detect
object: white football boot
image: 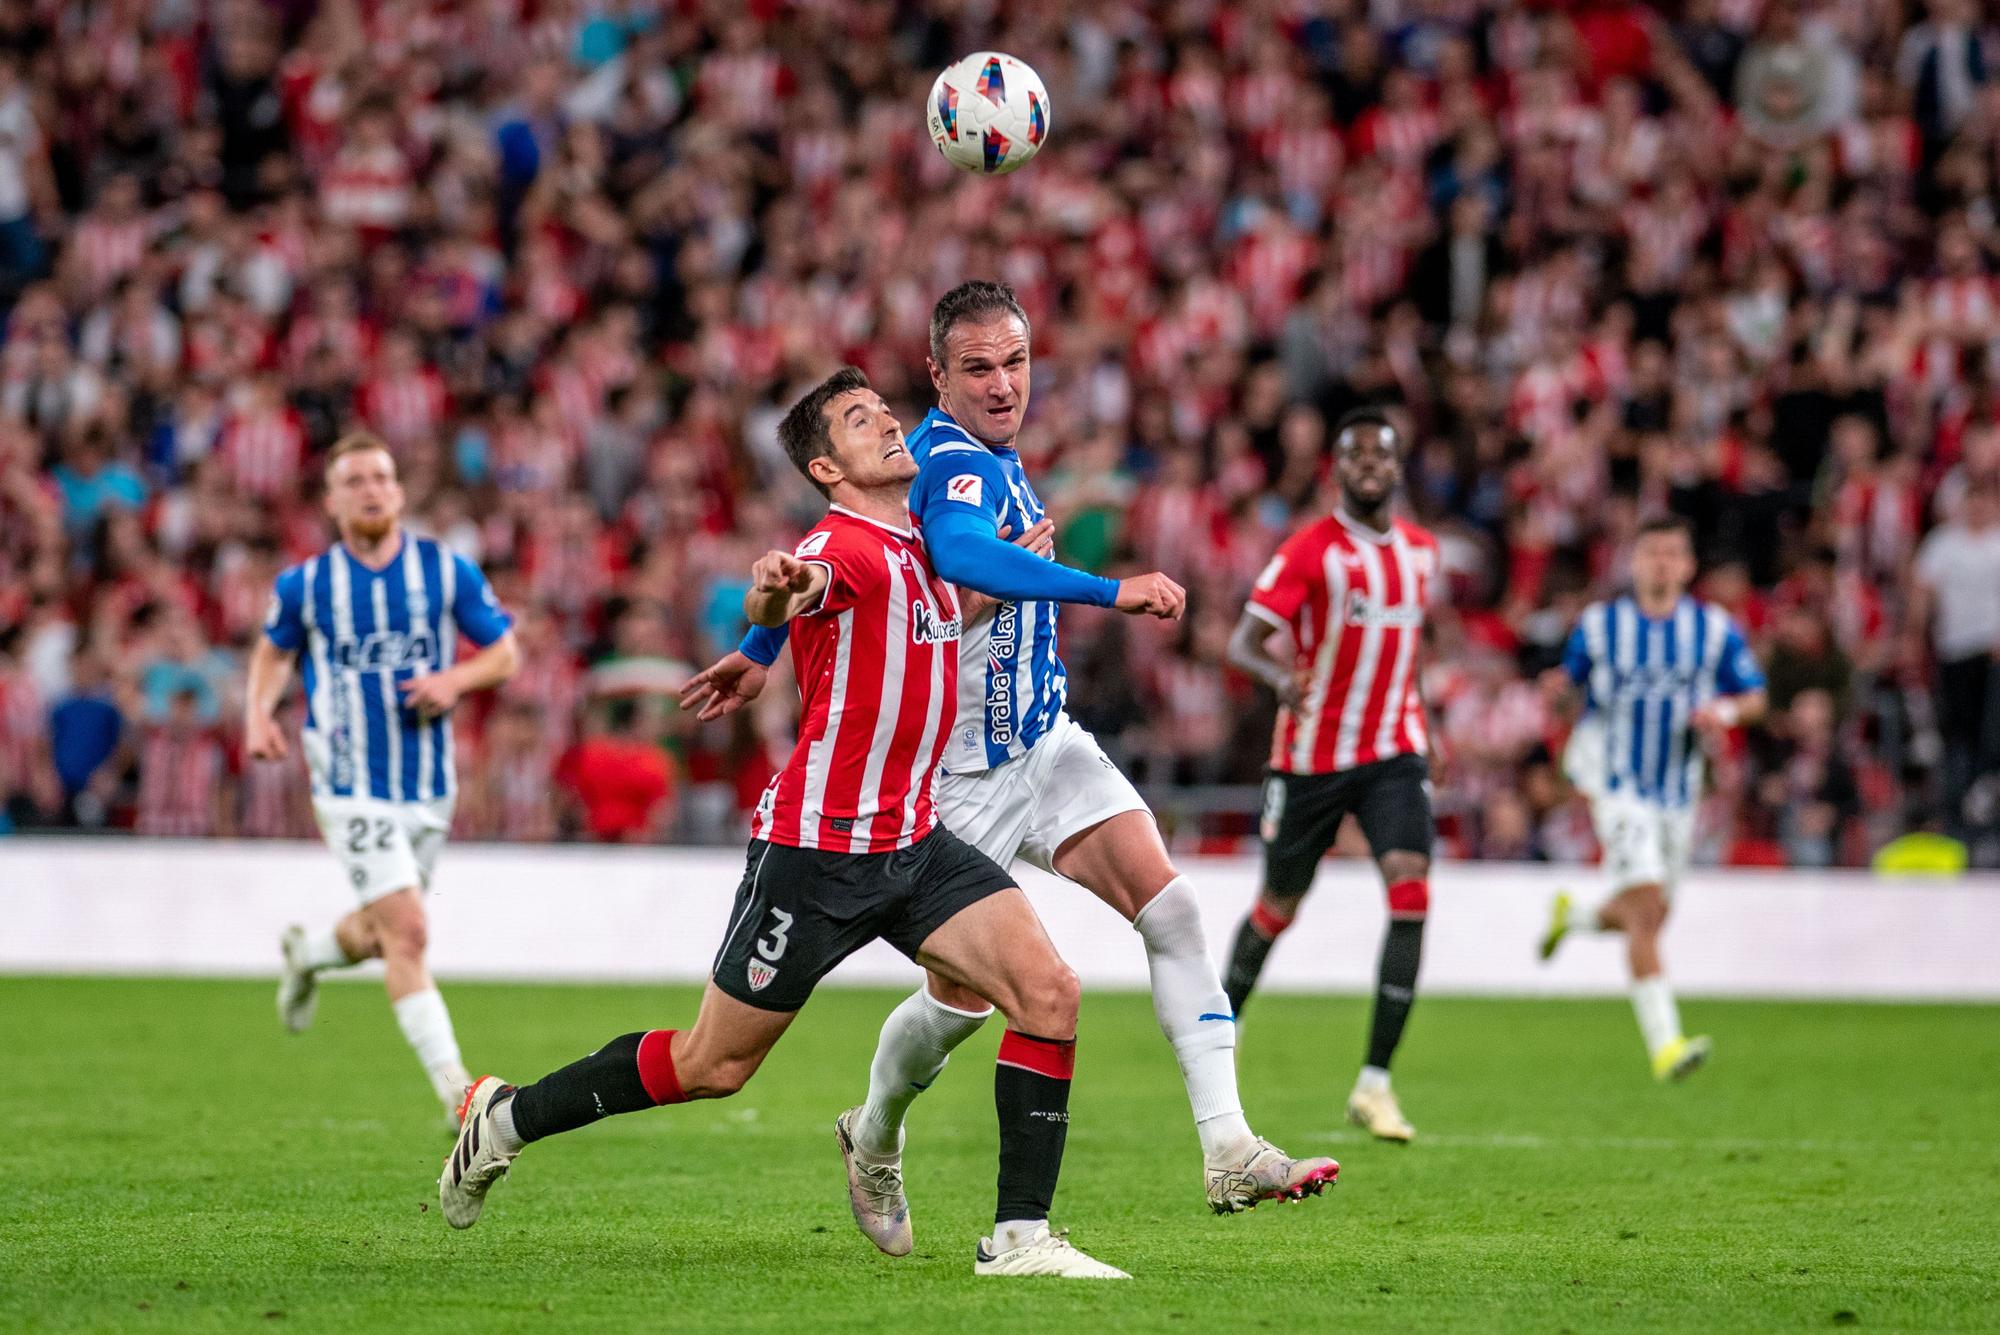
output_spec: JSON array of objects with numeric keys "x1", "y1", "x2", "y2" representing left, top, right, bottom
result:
[
  {"x1": 973, "y1": 1225, "x2": 1130, "y2": 1279},
  {"x1": 276, "y1": 925, "x2": 318, "y2": 1033},
  {"x1": 439, "y1": 1076, "x2": 516, "y2": 1229},
  {"x1": 834, "y1": 1107, "x2": 913, "y2": 1256},
  {"x1": 1206, "y1": 1137, "x2": 1341, "y2": 1213},
  {"x1": 1347, "y1": 1085, "x2": 1416, "y2": 1143}
]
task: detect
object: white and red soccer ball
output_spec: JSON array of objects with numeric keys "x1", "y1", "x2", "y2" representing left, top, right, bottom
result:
[{"x1": 927, "y1": 52, "x2": 1050, "y2": 175}]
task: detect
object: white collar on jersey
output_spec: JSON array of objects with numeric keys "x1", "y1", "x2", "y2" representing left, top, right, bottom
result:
[
  {"x1": 828, "y1": 503, "x2": 916, "y2": 539},
  {"x1": 1334, "y1": 507, "x2": 1397, "y2": 546}
]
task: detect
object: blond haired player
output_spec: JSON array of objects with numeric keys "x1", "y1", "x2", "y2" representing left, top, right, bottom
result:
[{"x1": 247, "y1": 434, "x2": 519, "y2": 1122}]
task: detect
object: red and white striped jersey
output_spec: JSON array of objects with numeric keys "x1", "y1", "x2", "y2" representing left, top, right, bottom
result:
[
  {"x1": 1247, "y1": 512, "x2": 1439, "y2": 774},
  {"x1": 751, "y1": 507, "x2": 963, "y2": 854}
]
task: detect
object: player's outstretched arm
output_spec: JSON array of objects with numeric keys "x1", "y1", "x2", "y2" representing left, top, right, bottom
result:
[
  {"x1": 1227, "y1": 608, "x2": 1301, "y2": 707},
  {"x1": 960, "y1": 518, "x2": 1056, "y2": 621},
  {"x1": 744, "y1": 550, "x2": 831, "y2": 627},
  {"x1": 243, "y1": 635, "x2": 295, "y2": 761},
  {"x1": 402, "y1": 631, "x2": 522, "y2": 719}
]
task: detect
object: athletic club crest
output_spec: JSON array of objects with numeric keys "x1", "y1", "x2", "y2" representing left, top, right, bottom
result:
[{"x1": 747, "y1": 959, "x2": 778, "y2": 992}]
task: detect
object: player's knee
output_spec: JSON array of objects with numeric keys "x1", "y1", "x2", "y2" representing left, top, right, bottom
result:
[
  {"x1": 378, "y1": 906, "x2": 428, "y2": 959},
  {"x1": 1014, "y1": 960, "x2": 1080, "y2": 1037},
  {"x1": 1380, "y1": 851, "x2": 1429, "y2": 886}
]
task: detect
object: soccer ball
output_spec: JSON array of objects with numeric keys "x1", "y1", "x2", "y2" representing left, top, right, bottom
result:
[{"x1": 927, "y1": 52, "x2": 1050, "y2": 176}]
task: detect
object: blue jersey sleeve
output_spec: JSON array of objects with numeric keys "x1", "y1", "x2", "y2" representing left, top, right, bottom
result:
[
  {"x1": 1561, "y1": 623, "x2": 1592, "y2": 685},
  {"x1": 450, "y1": 554, "x2": 513, "y2": 647},
  {"x1": 739, "y1": 622, "x2": 787, "y2": 667},
  {"x1": 914, "y1": 452, "x2": 1118, "y2": 606},
  {"x1": 1716, "y1": 622, "x2": 1765, "y2": 695},
  {"x1": 263, "y1": 567, "x2": 307, "y2": 652}
]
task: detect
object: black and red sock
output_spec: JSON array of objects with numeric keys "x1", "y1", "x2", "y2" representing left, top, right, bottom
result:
[
  {"x1": 1366, "y1": 880, "x2": 1428, "y2": 1070},
  {"x1": 506, "y1": 1029, "x2": 686, "y2": 1143},
  {"x1": 992, "y1": 1030, "x2": 1074, "y2": 1225},
  {"x1": 1224, "y1": 900, "x2": 1294, "y2": 1017}
]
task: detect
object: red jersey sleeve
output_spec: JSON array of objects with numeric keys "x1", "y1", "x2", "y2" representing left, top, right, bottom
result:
[
  {"x1": 1246, "y1": 528, "x2": 1321, "y2": 627},
  {"x1": 794, "y1": 526, "x2": 885, "y2": 618}
]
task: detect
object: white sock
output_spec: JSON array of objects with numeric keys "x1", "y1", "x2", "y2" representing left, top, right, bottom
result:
[
  {"x1": 857, "y1": 986, "x2": 991, "y2": 1156},
  {"x1": 392, "y1": 988, "x2": 470, "y2": 1107},
  {"x1": 302, "y1": 927, "x2": 354, "y2": 971},
  {"x1": 1355, "y1": 1065, "x2": 1391, "y2": 1095},
  {"x1": 1133, "y1": 877, "x2": 1252, "y2": 1157},
  {"x1": 993, "y1": 1218, "x2": 1046, "y2": 1252},
  {"x1": 1631, "y1": 976, "x2": 1682, "y2": 1058},
  {"x1": 489, "y1": 1090, "x2": 525, "y2": 1155}
]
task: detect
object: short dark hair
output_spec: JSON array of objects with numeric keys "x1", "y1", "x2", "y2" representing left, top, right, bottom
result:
[
  {"x1": 778, "y1": 366, "x2": 871, "y2": 498},
  {"x1": 1333, "y1": 406, "x2": 1398, "y2": 453},
  {"x1": 1637, "y1": 514, "x2": 1695, "y2": 544},
  {"x1": 929, "y1": 280, "x2": 1031, "y2": 366}
]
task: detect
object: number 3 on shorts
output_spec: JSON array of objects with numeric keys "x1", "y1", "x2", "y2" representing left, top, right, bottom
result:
[
  {"x1": 755, "y1": 908, "x2": 793, "y2": 963},
  {"x1": 1260, "y1": 778, "x2": 1286, "y2": 845}
]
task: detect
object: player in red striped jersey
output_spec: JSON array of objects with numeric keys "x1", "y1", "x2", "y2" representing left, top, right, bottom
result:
[
  {"x1": 440, "y1": 369, "x2": 1127, "y2": 1280},
  {"x1": 1222, "y1": 407, "x2": 1441, "y2": 1143}
]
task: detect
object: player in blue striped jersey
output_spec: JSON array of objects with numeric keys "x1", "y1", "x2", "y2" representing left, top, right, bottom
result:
[
  {"x1": 246, "y1": 434, "x2": 519, "y2": 1124},
  {"x1": 682, "y1": 282, "x2": 1338, "y2": 1238},
  {"x1": 1540, "y1": 516, "x2": 1766, "y2": 1082}
]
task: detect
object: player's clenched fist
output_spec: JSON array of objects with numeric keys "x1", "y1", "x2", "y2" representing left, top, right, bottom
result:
[
  {"x1": 752, "y1": 550, "x2": 817, "y2": 594},
  {"x1": 1114, "y1": 572, "x2": 1186, "y2": 621}
]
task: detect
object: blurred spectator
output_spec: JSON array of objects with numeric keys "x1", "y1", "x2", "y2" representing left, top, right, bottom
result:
[
  {"x1": 1756, "y1": 687, "x2": 1861, "y2": 868},
  {"x1": 47, "y1": 649, "x2": 124, "y2": 827},
  {"x1": 557, "y1": 697, "x2": 673, "y2": 843},
  {"x1": 135, "y1": 686, "x2": 227, "y2": 837},
  {"x1": 1909, "y1": 480, "x2": 2000, "y2": 846},
  {"x1": 1897, "y1": 0, "x2": 1990, "y2": 150}
]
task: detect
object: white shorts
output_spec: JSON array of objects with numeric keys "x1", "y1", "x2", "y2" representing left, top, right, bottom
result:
[
  {"x1": 1589, "y1": 791, "x2": 1697, "y2": 897},
  {"x1": 312, "y1": 795, "x2": 455, "y2": 905},
  {"x1": 937, "y1": 713, "x2": 1148, "y2": 876}
]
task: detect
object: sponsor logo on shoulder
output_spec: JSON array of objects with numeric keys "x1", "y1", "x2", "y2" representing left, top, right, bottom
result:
[
  {"x1": 945, "y1": 474, "x2": 984, "y2": 506},
  {"x1": 795, "y1": 531, "x2": 832, "y2": 559}
]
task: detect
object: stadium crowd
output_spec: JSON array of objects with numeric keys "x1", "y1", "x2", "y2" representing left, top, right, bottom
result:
[{"x1": 0, "y1": 0, "x2": 1996, "y2": 866}]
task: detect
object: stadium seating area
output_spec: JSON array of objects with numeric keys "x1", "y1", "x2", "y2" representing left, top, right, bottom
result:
[{"x1": 0, "y1": 0, "x2": 1995, "y2": 865}]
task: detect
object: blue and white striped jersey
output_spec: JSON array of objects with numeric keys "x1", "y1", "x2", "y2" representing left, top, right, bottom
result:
[
  {"x1": 1562, "y1": 595, "x2": 1764, "y2": 807},
  {"x1": 264, "y1": 535, "x2": 512, "y2": 802},
  {"x1": 910, "y1": 408, "x2": 1066, "y2": 774}
]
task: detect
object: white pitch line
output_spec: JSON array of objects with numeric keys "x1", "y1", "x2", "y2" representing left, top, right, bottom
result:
[{"x1": 1317, "y1": 1129, "x2": 1980, "y2": 1155}]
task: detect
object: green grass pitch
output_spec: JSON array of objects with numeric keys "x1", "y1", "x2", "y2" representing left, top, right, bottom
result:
[{"x1": 4, "y1": 977, "x2": 1997, "y2": 1333}]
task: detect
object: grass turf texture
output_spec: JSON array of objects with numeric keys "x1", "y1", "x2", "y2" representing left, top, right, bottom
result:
[{"x1": 4, "y1": 979, "x2": 1997, "y2": 1333}]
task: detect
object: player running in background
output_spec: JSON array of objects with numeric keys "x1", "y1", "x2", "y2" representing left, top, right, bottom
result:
[
  {"x1": 441, "y1": 369, "x2": 1128, "y2": 1280},
  {"x1": 1538, "y1": 516, "x2": 1767, "y2": 1081},
  {"x1": 1222, "y1": 408, "x2": 1439, "y2": 1143},
  {"x1": 682, "y1": 282, "x2": 1337, "y2": 1245},
  {"x1": 247, "y1": 433, "x2": 520, "y2": 1124}
]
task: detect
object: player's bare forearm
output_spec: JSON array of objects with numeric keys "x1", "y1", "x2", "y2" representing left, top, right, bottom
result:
[
  {"x1": 1228, "y1": 610, "x2": 1297, "y2": 704},
  {"x1": 445, "y1": 632, "x2": 521, "y2": 695},
  {"x1": 244, "y1": 637, "x2": 294, "y2": 725}
]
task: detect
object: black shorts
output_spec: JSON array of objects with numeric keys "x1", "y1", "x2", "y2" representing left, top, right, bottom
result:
[
  {"x1": 710, "y1": 826, "x2": 1015, "y2": 1012},
  {"x1": 1261, "y1": 753, "x2": 1434, "y2": 899}
]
